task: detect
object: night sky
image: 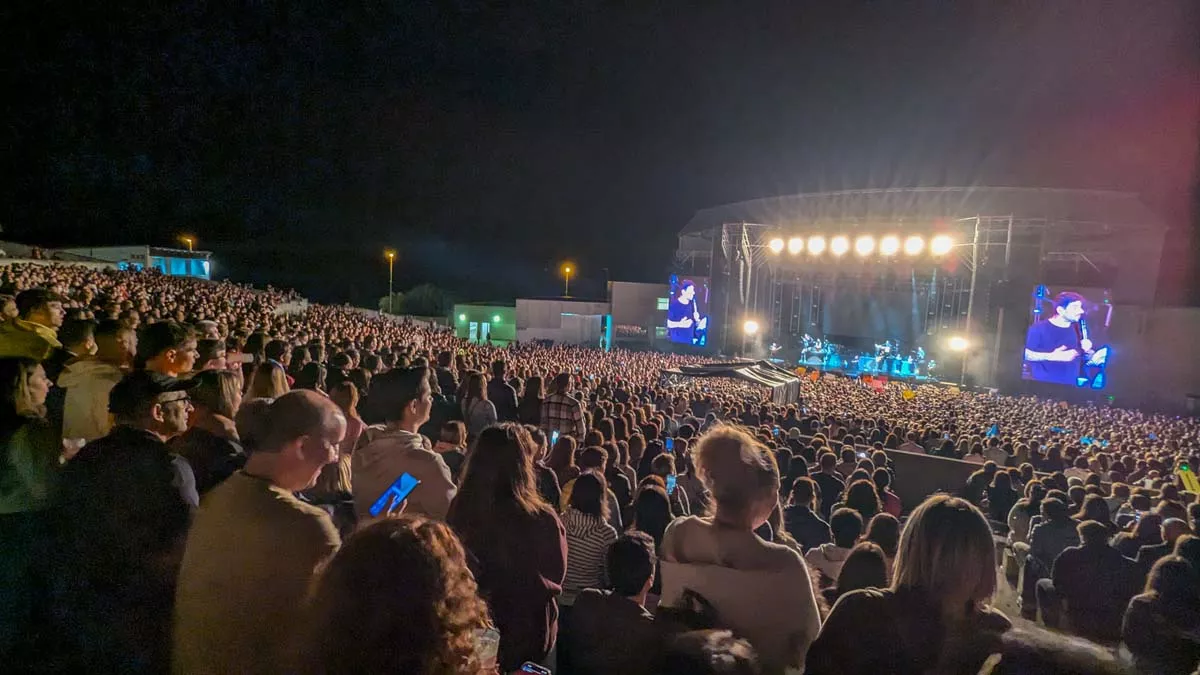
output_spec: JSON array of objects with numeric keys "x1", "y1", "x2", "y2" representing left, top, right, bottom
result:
[{"x1": 2, "y1": 1, "x2": 1197, "y2": 306}]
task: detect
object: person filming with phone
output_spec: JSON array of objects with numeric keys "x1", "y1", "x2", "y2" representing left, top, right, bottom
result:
[{"x1": 353, "y1": 366, "x2": 457, "y2": 523}]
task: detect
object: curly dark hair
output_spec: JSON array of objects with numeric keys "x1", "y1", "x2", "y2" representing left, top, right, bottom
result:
[{"x1": 299, "y1": 516, "x2": 492, "y2": 674}]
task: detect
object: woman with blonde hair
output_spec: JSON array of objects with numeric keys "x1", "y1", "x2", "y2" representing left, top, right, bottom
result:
[
  {"x1": 658, "y1": 425, "x2": 821, "y2": 673},
  {"x1": 245, "y1": 361, "x2": 289, "y2": 401},
  {"x1": 298, "y1": 516, "x2": 495, "y2": 674},
  {"x1": 806, "y1": 494, "x2": 1011, "y2": 674}
]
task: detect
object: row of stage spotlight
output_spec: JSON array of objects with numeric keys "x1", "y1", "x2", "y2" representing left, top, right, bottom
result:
[{"x1": 767, "y1": 234, "x2": 954, "y2": 257}]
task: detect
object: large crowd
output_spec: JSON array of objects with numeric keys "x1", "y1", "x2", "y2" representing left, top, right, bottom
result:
[{"x1": 2, "y1": 261, "x2": 1200, "y2": 674}]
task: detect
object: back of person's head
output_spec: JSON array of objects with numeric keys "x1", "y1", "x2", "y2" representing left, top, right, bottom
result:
[
  {"x1": 1076, "y1": 520, "x2": 1109, "y2": 547},
  {"x1": 1174, "y1": 534, "x2": 1200, "y2": 568},
  {"x1": 366, "y1": 366, "x2": 429, "y2": 423},
  {"x1": 299, "y1": 516, "x2": 491, "y2": 675},
  {"x1": 790, "y1": 476, "x2": 819, "y2": 510},
  {"x1": 256, "y1": 390, "x2": 344, "y2": 454},
  {"x1": 655, "y1": 630, "x2": 762, "y2": 675},
  {"x1": 569, "y1": 471, "x2": 610, "y2": 521},
  {"x1": 328, "y1": 381, "x2": 358, "y2": 415},
  {"x1": 1074, "y1": 494, "x2": 1110, "y2": 523},
  {"x1": 59, "y1": 317, "x2": 96, "y2": 353},
  {"x1": 892, "y1": 494, "x2": 995, "y2": 611},
  {"x1": 651, "y1": 452, "x2": 676, "y2": 477},
  {"x1": 835, "y1": 541, "x2": 889, "y2": 598},
  {"x1": 189, "y1": 369, "x2": 241, "y2": 419},
  {"x1": 864, "y1": 512, "x2": 900, "y2": 558},
  {"x1": 1041, "y1": 497, "x2": 1069, "y2": 521},
  {"x1": 844, "y1": 479, "x2": 881, "y2": 518},
  {"x1": 578, "y1": 445, "x2": 608, "y2": 471},
  {"x1": 1144, "y1": 554, "x2": 1199, "y2": 602},
  {"x1": 234, "y1": 397, "x2": 275, "y2": 454},
  {"x1": 439, "y1": 420, "x2": 466, "y2": 447},
  {"x1": 607, "y1": 531, "x2": 656, "y2": 597},
  {"x1": 693, "y1": 425, "x2": 779, "y2": 527},
  {"x1": 452, "y1": 423, "x2": 545, "y2": 524},
  {"x1": 819, "y1": 452, "x2": 837, "y2": 471},
  {"x1": 830, "y1": 507, "x2": 864, "y2": 549},
  {"x1": 632, "y1": 485, "x2": 671, "y2": 543}
]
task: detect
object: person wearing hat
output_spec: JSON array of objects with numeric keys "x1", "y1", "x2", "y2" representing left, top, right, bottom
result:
[
  {"x1": 0, "y1": 288, "x2": 64, "y2": 361},
  {"x1": 52, "y1": 370, "x2": 199, "y2": 674}
]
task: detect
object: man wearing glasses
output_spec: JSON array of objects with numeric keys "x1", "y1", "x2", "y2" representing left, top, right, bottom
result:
[{"x1": 53, "y1": 370, "x2": 200, "y2": 674}]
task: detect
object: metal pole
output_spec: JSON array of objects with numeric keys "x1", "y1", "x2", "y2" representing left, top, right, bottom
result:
[
  {"x1": 388, "y1": 256, "x2": 394, "y2": 314},
  {"x1": 965, "y1": 216, "x2": 980, "y2": 335},
  {"x1": 564, "y1": 271, "x2": 570, "y2": 297}
]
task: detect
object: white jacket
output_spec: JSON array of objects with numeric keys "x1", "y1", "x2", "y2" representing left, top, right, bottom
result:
[
  {"x1": 660, "y1": 517, "x2": 821, "y2": 674},
  {"x1": 351, "y1": 427, "x2": 456, "y2": 522},
  {"x1": 58, "y1": 359, "x2": 125, "y2": 441}
]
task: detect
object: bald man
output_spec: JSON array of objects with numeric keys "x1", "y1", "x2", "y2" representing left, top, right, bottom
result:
[{"x1": 173, "y1": 391, "x2": 346, "y2": 675}]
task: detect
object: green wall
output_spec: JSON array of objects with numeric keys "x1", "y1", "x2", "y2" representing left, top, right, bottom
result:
[{"x1": 452, "y1": 304, "x2": 516, "y2": 344}]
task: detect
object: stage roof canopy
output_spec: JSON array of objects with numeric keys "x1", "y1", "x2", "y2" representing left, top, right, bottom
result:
[
  {"x1": 680, "y1": 187, "x2": 1165, "y2": 236},
  {"x1": 659, "y1": 360, "x2": 801, "y2": 403}
]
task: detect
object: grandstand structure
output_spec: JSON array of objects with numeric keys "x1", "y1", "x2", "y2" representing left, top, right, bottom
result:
[{"x1": 675, "y1": 187, "x2": 1168, "y2": 395}]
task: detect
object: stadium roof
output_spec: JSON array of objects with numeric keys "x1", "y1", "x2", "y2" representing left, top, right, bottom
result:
[{"x1": 680, "y1": 187, "x2": 1165, "y2": 236}]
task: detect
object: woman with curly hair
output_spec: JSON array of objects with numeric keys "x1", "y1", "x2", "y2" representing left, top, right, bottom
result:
[{"x1": 298, "y1": 516, "x2": 495, "y2": 674}]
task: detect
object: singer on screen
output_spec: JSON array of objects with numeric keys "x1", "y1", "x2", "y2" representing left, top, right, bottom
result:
[
  {"x1": 1024, "y1": 291, "x2": 1108, "y2": 385},
  {"x1": 666, "y1": 279, "x2": 708, "y2": 345}
]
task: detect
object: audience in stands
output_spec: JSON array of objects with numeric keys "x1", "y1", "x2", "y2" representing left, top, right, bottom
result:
[{"x1": 3, "y1": 261, "x2": 1200, "y2": 673}]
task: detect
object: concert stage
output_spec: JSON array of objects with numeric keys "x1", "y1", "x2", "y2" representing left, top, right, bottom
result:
[{"x1": 793, "y1": 356, "x2": 940, "y2": 384}]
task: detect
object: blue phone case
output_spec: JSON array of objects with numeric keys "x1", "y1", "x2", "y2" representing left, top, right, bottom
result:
[{"x1": 369, "y1": 473, "x2": 420, "y2": 517}]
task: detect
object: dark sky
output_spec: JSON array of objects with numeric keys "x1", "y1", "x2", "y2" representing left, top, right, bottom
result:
[{"x1": 2, "y1": 1, "x2": 1197, "y2": 305}]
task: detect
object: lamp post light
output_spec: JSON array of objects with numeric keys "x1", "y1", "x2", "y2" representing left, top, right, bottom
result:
[
  {"x1": 180, "y1": 236, "x2": 194, "y2": 252},
  {"x1": 385, "y1": 249, "x2": 396, "y2": 314},
  {"x1": 561, "y1": 263, "x2": 573, "y2": 297}
]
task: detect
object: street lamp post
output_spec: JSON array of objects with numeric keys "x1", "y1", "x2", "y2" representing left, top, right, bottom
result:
[
  {"x1": 181, "y1": 236, "x2": 194, "y2": 252},
  {"x1": 385, "y1": 250, "x2": 396, "y2": 314},
  {"x1": 562, "y1": 264, "x2": 573, "y2": 297}
]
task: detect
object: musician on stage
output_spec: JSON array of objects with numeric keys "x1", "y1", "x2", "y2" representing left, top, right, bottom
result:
[
  {"x1": 1024, "y1": 291, "x2": 1107, "y2": 385},
  {"x1": 666, "y1": 279, "x2": 708, "y2": 344}
]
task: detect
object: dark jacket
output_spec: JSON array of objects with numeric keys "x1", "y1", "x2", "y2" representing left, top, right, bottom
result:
[
  {"x1": 806, "y1": 587, "x2": 1011, "y2": 675},
  {"x1": 519, "y1": 395, "x2": 543, "y2": 426},
  {"x1": 568, "y1": 589, "x2": 659, "y2": 675},
  {"x1": 1122, "y1": 594, "x2": 1200, "y2": 675},
  {"x1": 54, "y1": 425, "x2": 197, "y2": 673},
  {"x1": 1028, "y1": 517, "x2": 1079, "y2": 570},
  {"x1": 170, "y1": 425, "x2": 245, "y2": 496},
  {"x1": 783, "y1": 504, "x2": 833, "y2": 552},
  {"x1": 1135, "y1": 541, "x2": 1174, "y2": 575},
  {"x1": 488, "y1": 378, "x2": 520, "y2": 422},
  {"x1": 812, "y1": 472, "x2": 845, "y2": 520},
  {"x1": 1051, "y1": 543, "x2": 1140, "y2": 643}
]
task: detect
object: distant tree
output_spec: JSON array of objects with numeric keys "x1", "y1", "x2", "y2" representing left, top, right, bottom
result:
[
  {"x1": 378, "y1": 292, "x2": 404, "y2": 314},
  {"x1": 402, "y1": 283, "x2": 453, "y2": 317}
]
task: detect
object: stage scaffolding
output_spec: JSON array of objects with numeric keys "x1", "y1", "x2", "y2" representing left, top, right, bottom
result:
[{"x1": 676, "y1": 187, "x2": 1167, "y2": 388}]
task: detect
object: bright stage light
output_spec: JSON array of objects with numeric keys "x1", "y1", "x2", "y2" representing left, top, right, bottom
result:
[
  {"x1": 768, "y1": 238, "x2": 785, "y2": 254},
  {"x1": 830, "y1": 235, "x2": 850, "y2": 256},
  {"x1": 807, "y1": 235, "x2": 826, "y2": 255},
  {"x1": 854, "y1": 235, "x2": 875, "y2": 256},
  {"x1": 879, "y1": 235, "x2": 900, "y2": 256},
  {"x1": 787, "y1": 237, "x2": 804, "y2": 255},
  {"x1": 903, "y1": 235, "x2": 925, "y2": 256},
  {"x1": 930, "y1": 234, "x2": 954, "y2": 256},
  {"x1": 947, "y1": 335, "x2": 970, "y2": 352},
  {"x1": 743, "y1": 319, "x2": 760, "y2": 335}
]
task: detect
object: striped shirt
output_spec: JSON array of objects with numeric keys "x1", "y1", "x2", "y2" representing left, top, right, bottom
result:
[{"x1": 561, "y1": 507, "x2": 617, "y2": 605}]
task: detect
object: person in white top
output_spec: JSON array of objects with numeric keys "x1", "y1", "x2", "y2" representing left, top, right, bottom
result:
[{"x1": 659, "y1": 425, "x2": 821, "y2": 674}]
